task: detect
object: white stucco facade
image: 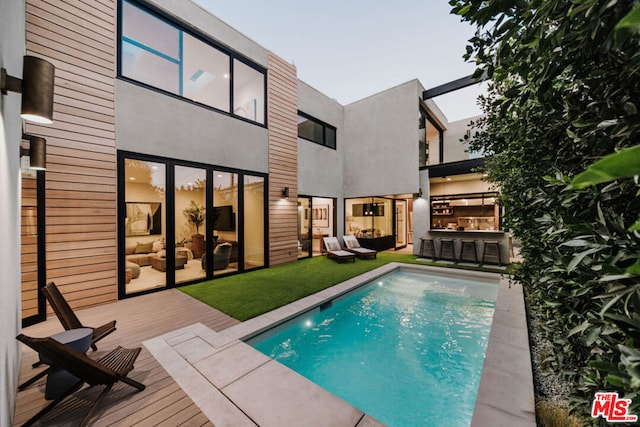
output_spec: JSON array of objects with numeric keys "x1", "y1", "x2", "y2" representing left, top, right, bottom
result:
[
  {"x1": 342, "y1": 80, "x2": 422, "y2": 198},
  {"x1": 116, "y1": 80, "x2": 270, "y2": 173},
  {"x1": 0, "y1": 2, "x2": 27, "y2": 425}
]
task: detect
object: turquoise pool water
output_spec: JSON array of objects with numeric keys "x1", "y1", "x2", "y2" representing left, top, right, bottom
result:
[{"x1": 250, "y1": 269, "x2": 498, "y2": 427}]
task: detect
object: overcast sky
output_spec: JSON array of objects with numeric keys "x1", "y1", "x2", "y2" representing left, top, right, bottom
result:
[{"x1": 193, "y1": 0, "x2": 486, "y2": 121}]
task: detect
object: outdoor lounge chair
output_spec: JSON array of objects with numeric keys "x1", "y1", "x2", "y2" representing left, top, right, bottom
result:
[
  {"x1": 16, "y1": 333, "x2": 145, "y2": 427},
  {"x1": 42, "y1": 282, "x2": 116, "y2": 352},
  {"x1": 342, "y1": 235, "x2": 377, "y2": 259},
  {"x1": 322, "y1": 237, "x2": 356, "y2": 263}
]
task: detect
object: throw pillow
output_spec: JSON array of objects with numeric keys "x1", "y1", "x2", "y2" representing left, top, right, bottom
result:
[
  {"x1": 152, "y1": 240, "x2": 163, "y2": 252},
  {"x1": 135, "y1": 241, "x2": 153, "y2": 254},
  {"x1": 327, "y1": 241, "x2": 340, "y2": 251}
]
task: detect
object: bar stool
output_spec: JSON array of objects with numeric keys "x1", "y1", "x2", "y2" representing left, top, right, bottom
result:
[
  {"x1": 419, "y1": 238, "x2": 437, "y2": 260},
  {"x1": 481, "y1": 240, "x2": 502, "y2": 266},
  {"x1": 439, "y1": 239, "x2": 457, "y2": 262},
  {"x1": 459, "y1": 239, "x2": 478, "y2": 263}
]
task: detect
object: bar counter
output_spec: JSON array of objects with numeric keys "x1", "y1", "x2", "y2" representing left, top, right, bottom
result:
[{"x1": 420, "y1": 229, "x2": 510, "y2": 264}]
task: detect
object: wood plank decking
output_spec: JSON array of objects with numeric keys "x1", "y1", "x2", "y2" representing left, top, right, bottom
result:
[{"x1": 13, "y1": 289, "x2": 240, "y2": 426}]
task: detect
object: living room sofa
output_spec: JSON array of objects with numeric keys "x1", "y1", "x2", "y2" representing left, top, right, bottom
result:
[{"x1": 125, "y1": 241, "x2": 162, "y2": 267}]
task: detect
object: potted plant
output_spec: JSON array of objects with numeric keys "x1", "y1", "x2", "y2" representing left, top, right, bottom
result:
[{"x1": 183, "y1": 201, "x2": 206, "y2": 258}]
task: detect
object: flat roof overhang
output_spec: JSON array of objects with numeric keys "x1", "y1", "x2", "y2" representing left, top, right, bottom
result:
[
  {"x1": 422, "y1": 71, "x2": 488, "y2": 100},
  {"x1": 422, "y1": 158, "x2": 485, "y2": 178}
]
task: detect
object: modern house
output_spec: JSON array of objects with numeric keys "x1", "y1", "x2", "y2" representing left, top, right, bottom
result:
[{"x1": 0, "y1": 0, "x2": 505, "y2": 422}]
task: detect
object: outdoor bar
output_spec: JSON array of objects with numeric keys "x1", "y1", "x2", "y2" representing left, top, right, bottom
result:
[{"x1": 421, "y1": 176, "x2": 510, "y2": 263}]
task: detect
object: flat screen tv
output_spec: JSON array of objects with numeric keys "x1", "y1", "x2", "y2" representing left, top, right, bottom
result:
[{"x1": 213, "y1": 205, "x2": 235, "y2": 231}]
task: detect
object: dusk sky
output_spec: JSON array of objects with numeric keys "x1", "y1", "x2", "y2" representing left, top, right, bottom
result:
[{"x1": 193, "y1": 0, "x2": 487, "y2": 121}]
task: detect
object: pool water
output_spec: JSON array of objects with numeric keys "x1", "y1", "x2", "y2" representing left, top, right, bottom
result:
[{"x1": 250, "y1": 270, "x2": 497, "y2": 427}]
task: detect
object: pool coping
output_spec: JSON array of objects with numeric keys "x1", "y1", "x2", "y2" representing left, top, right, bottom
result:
[{"x1": 144, "y1": 263, "x2": 536, "y2": 426}]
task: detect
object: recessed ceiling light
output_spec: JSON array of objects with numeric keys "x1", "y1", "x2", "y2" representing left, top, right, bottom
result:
[{"x1": 129, "y1": 177, "x2": 135, "y2": 180}]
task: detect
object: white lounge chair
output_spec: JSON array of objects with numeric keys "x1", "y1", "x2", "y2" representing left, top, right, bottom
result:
[
  {"x1": 322, "y1": 237, "x2": 356, "y2": 263},
  {"x1": 343, "y1": 235, "x2": 377, "y2": 259}
]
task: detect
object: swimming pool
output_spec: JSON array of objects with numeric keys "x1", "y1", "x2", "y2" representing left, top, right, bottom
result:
[{"x1": 248, "y1": 269, "x2": 498, "y2": 427}]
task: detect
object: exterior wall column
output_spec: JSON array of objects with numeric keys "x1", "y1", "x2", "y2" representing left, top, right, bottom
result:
[
  {"x1": 25, "y1": 0, "x2": 118, "y2": 310},
  {"x1": 0, "y1": 1, "x2": 27, "y2": 424},
  {"x1": 267, "y1": 52, "x2": 298, "y2": 266}
]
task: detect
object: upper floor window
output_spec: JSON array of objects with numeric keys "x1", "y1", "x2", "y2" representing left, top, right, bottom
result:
[
  {"x1": 297, "y1": 112, "x2": 336, "y2": 149},
  {"x1": 120, "y1": 0, "x2": 265, "y2": 125},
  {"x1": 419, "y1": 107, "x2": 443, "y2": 167}
]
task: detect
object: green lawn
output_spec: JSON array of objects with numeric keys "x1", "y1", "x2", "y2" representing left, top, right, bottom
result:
[{"x1": 179, "y1": 252, "x2": 505, "y2": 321}]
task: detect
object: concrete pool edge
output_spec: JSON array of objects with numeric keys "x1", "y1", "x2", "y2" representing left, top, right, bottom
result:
[{"x1": 145, "y1": 263, "x2": 536, "y2": 426}]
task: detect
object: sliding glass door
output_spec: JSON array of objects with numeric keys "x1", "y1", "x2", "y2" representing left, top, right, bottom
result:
[
  {"x1": 297, "y1": 197, "x2": 311, "y2": 259},
  {"x1": 175, "y1": 166, "x2": 207, "y2": 285},
  {"x1": 119, "y1": 153, "x2": 266, "y2": 298},
  {"x1": 297, "y1": 196, "x2": 336, "y2": 258},
  {"x1": 123, "y1": 158, "x2": 167, "y2": 295}
]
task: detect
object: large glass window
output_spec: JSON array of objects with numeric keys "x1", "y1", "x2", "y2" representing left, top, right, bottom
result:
[
  {"x1": 298, "y1": 112, "x2": 337, "y2": 149},
  {"x1": 212, "y1": 171, "x2": 239, "y2": 275},
  {"x1": 121, "y1": 1, "x2": 180, "y2": 95},
  {"x1": 419, "y1": 108, "x2": 428, "y2": 167},
  {"x1": 419, "y1": 108, "x2": 443, "y2": 167},
  {"x1": 124, "y1": 159, "x2": 166, "y2": 294},
  {"x1": 120, "y1": 154, "x2": 267, "y2": 296},
  {"x1": 120, "y1": 0, "x2": 265, "y2": 124},
  {"x1": 234, "y1": 59, "x2": 265, "y2": 124},
  {"x1": 243, "y1": 175, "x2": 265, "y2": 269},
  {"x1": 21, "y1": 166, "x2": 44, "y2": 326},
  {"x1": 175, "y1": 166, "x2": 207, "y2": 284},
  {"x1": 345, "y1": 197, "x2": 394, "y2": 251},
  {"x1": 297, "y1": 197, "x2": 311, "y2": 259},
  {"x1": 183, "y1": 33, "x2": 230, "y2": 111}
]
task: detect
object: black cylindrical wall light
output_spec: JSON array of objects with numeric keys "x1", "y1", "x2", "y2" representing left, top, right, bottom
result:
[
  {"x1": 29, "y1": 136, "x2": 47, "y2": 170},
  {"x1": 1, "y1": 55, "x2": 55, "y2": 124},
  {"x1": 21, "y1": 56, "x2": 55, "y2": 124}
]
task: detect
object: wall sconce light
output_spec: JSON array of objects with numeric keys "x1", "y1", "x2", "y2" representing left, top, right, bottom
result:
[
  {"x1": 20, "y1": 134, "x2": 46, "y2": 170},
  {"x1": 282, "y1": 187, "x2": 290, "y2": 198},
  {"x1": 414, "y1": 188, "x2": 423, "y2": 199},
  {"x1": 1, "y1": 55, "x2": 55, "y2": 124}
]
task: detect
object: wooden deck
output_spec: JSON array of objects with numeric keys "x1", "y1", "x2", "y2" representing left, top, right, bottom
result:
[{"x1": 13, "y1": 289, "x2": 240, "y2": 426}]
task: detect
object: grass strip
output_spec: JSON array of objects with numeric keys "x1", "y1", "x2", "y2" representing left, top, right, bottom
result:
[{"x1": 179, "y1": 252, "x2": 504, "y2": 321}]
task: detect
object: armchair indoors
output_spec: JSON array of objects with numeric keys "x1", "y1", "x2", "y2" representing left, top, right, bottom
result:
[{"x1": 201, "y1": 242, "x2": 233, "y2": 271}]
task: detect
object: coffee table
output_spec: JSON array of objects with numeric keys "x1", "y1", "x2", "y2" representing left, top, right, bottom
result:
[{"x1": 150, "y1": 254, "x2": 188, "y2": 272}]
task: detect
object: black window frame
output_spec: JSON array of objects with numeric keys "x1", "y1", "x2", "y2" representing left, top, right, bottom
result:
[
  {"x1": 418, "y1": 106, "x2": 445, "y2": 168},
  {"x1": 117, "y1": 150, "x2": 269, "y2": 300},
  {"x1": 297, "y1": 111, "x2": 337, "y2": 149},
  {"x1": 117, "y1": 0, "x2": 267, "y2": 127}
]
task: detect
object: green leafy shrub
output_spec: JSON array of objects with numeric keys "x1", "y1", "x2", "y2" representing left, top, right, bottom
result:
[{"x1": 450, "y1": 0, "x2": 640, "y2": 417}]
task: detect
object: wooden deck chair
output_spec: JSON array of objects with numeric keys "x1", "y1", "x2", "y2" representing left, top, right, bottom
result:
[
  {"x1": 342, "y1": 235, "x2": 377, "y2": 259},
  {"x1": 16, "y1": 334, "x2": 145, "y2": 427},
  {"x1": 42, "y1": 281, "x2": 116, "y2": 352},
  {"x1": 322, "y1": 237, "x2": 356, "y2": 263}
]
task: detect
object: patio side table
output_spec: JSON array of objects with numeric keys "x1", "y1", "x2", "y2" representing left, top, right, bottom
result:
[{"x1": 44, "y1": 327, "x2": 93, "y2": 400}]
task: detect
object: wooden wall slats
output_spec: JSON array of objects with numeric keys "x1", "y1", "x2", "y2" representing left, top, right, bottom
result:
[
  {"x1": 25, "y1": 0, "x2": 117, "y2": 312},
  {"x1": 28, "y1": 0, "x2": 115, "y2": 39},
  {"x1": 55, "y1": 105, "x2": 115, "y2": 125},
  {"x1": 267, "y1": 53, "x2": 298, "y2": 266},
  {"x1": 26, "y1": 13, "x2": 114, "y2": 54}
]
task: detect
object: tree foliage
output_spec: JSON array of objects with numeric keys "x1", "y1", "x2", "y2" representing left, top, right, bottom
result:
[{"x1": 450, "y1": 0, "x2": 640, "y2": 416}]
